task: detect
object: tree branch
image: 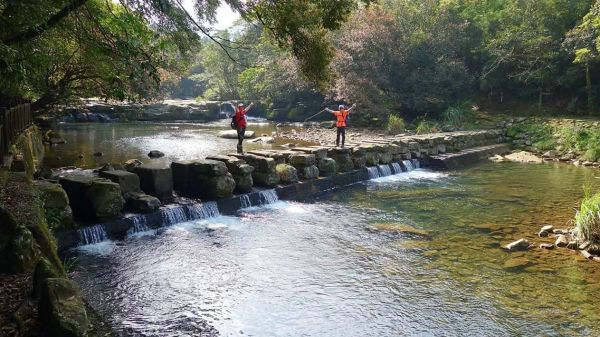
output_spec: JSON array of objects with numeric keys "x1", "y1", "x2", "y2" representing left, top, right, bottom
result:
[{"x1": 3, "y1": 0, "x2": 89, "y2": 45}]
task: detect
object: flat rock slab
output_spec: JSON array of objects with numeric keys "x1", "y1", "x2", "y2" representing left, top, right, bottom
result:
[
  {"x1": 99, "y1": 170, "x2": 140, "y2": 194},
  {"x1": 218, "y1": 130, "x2": 255, "y2": 139}
]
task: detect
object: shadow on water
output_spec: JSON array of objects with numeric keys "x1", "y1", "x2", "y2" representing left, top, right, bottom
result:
[{"x1": 72, "y1": 158, "x2": 600, "y2": 336}]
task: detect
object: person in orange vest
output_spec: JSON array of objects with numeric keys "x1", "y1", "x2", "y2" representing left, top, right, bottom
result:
[
  {"x1": 234, "y1": 102, "x2": 254, "y2": 153},
  {"x1": 325, "y1": 104, "x2": 356, "y2": 147}
]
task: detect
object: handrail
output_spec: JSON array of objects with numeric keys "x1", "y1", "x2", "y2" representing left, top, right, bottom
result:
[{"x1": 0, "y1": 103, "x2": 33, "y2": 166}]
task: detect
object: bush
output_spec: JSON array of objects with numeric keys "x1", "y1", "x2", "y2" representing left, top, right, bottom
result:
[
  {"x1": 386, "y1": 115, "x2": 405, "y2": 134},
  {"x1": 415, "y1": 120, "x2": 439, "y2": 134},
  {"x1": 442, "y1": 101, "x2": 475, "y2": 129},
  {"x1": 575, "y1": 184, "x2": 600, "y2": 243}
]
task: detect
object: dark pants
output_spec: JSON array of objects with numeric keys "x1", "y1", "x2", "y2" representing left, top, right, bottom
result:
[
  {"x1": 237, "y1": 127, "x2": 246, "y2": 153},
  {"x1": 336, "y1": 127, "x2": 346, "y2": 147}
]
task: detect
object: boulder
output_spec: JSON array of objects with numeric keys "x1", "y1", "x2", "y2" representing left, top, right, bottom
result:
[
  {"x1": 86, "y1": 179, "x2": 125, "y2": 218},
  {"x1": 190, "y1": 159, "x2": 228, "y2": 176},
  {"x1": 540, "y1": 243, "x2": 555, "y2": 250},
  {"x1": 352, "y1": 155, "x2": 367, "y2": 169},
  {"x1": 124, "y1": 159, "x2": 142, "y2": 171},
  {"x1": 59, "y1": 175, "x2": 95, "y2": 218},
  {"x1": 289, "y1": 154, "x2": 316, "y2": 167},
  {"x1": 0, "y1": 207, "x2": 40, "y2": 274},
  {"x1": 538, "y1": 225, "x2": 554, "y2": 237},
  {"x1": 555, "y1": 235, "x2": 569, "y2": 248},
  {"x1": 276, "y1": 164, "x2": 299, "y2": 184},
  {"x1": 379, "y1": 152, "x2": 393, "y2": 164},
  {"x1": 330, "y1": 154, "x2": 354, "y2": 173},
  {"x1": 364, "y1": 152, "x2": 380, "y2": 166},
  {"x1": 188, "y1": 173, "x2": 236, "y2": 199},
  {"x1": 133, "y1": 163, "x2": 173, "y2": 201},
  {"x1": 253, "y1": 171, "x2": 280, "y2": 187},
  {"x1": 298, "y1": 165, "x2": 319, "y2": 180},
  {"x1": 124, "y1": 192, "x2": 161, "y2": 213},
  {"x1": 232, "y1": 173, "x2": 253, "y2": 193},
  {"x1": 99, "y1": 170, "x2": 141, "y2": 194},
  {"x1": 147, "y1": 150, "x2": 165, "y2": 158},
  {"x1": 218, "y1": 130, "x2": 255, "y2": 139},
  {"x1": 171, "y1": 160, "x2": 195, "y2": 192},
  {"x1": 504, "y1": 238, "x2": 532, "y2": 252},
  {"x1": 317, "y1": 158, "x2": 337, "y2": 176},
  {"x1": 33, "y1": 257, "x2": 62, "y2": 297},
  {"x1": 39, "y1": 278, "x2": 88, "y2": 337},
  {"x1": 35, "y1": 180, "x2": 69, "y2": 208}
]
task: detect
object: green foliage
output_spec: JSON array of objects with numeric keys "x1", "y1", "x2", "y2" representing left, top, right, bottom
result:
[
  {"x1": 575, "y1": 183, "x2": 600, "y2": 243},
  {"x1": 386, "y1": 115, "x2": 406, "y2": 134},
  {"x1": 415, "y1": 119, "x2": 439, "y2": 134},
  {"x1": 442, "y1": 101, "x2": 476, "y2": 129}
]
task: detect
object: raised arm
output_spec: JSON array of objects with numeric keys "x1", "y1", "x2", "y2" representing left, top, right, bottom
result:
[
  {"x1": 347, "y1": 104, "x2": 357, "y2": 113},
  {"x1": 325, "y1": 107, "x2": 335, "y2": 113},
  {"x1": 244, "y1": 102, "x2": 255, "y2": 113}
]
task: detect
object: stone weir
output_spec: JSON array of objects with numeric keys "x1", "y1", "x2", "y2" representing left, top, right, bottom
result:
[{"x1": 54, "y1": 129, "x2": 507, "y2": 251}]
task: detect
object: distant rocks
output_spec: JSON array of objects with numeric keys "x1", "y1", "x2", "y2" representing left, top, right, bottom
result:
[
  {"x1": 503, "y1": 151, "x2": 543, "y2": 163},
  {"x1": 218, "y1": 130, "x2": 255, "y2": 139}
]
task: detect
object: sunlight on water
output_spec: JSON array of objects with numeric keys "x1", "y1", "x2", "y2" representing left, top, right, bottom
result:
[{"x1": 72, "y1": 162, "x2": 600, "y2": 337}]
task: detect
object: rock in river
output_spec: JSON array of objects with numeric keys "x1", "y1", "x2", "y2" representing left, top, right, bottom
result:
[
  {"x1": 504, "y1": 238, "x2": 532, "y2": 252},
  {"x1": 148, "y1": 150, "x2": 165, "y2": 158},
  {"x1": 218, "y1": 130, "x2": 255, "y2": 139}
]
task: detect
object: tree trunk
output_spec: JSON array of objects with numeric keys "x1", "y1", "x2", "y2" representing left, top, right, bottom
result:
[{"x1": 586, "y1": 61, "x2": 593, "y2": 114}]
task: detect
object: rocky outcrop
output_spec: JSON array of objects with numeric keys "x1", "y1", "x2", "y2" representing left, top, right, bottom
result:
[{"x1": 38, "y1": 278, "x2": 89, "y2": 337}]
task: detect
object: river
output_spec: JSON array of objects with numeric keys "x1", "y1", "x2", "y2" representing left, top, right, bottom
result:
[{"x1": 70, "y1": 156, "x2": 600, "y2": 336}]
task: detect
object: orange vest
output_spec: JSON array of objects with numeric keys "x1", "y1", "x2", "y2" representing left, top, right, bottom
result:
[{"x1": 334, "y1": 110, "x2": 348, "y2": 128}]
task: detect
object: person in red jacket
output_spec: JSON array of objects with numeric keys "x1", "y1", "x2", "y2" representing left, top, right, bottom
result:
[
  {"x1": 325, "y1": 104, "x2": 356, "y2": 147},
  {"x1": 234, "y1": 102, "x2": 254, "y2": 153}
]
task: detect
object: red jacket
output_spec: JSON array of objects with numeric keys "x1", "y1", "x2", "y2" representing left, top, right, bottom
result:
[{"x1": 235, "y1": 107, "x2": 247, "y2": 129}]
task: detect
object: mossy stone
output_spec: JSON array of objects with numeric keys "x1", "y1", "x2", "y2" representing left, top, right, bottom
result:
[{"x1": 39, "y1": 278, "x2": 89, "y2": 337}]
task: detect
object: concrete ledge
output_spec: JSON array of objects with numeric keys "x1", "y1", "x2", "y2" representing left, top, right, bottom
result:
[{"x1": 422, "y1": 144, "x2": 510, "y2": 170}]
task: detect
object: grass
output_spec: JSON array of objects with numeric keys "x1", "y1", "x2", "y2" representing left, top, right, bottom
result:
[
  {"x1": 507, "y1": 120, "x2": 600, "y2": 159},
  {"x1": 415, "y1": 119, "x2": 440, "y2": 134},
  {"x1": 386, "y1": 114, "x2": 405, "y2": 134},
  {"x1": 575, "y1": 183, "x2": 600, "y2": 243},
  {"x1": 442, "y1": 101, "x2": 476, "y2": 129}
]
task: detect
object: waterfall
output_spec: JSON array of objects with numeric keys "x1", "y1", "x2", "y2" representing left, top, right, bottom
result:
[
  {"x1": 240, "y1": 194, "x2": 251, "y2": 208},
  {"x1": 377, "y1": 164, "x2": 392, "y2": 177},
  {"x1": 412, "y1": 159, "x2": 420, "y2": 169},
  {"x1": 258, "y1": 189, "x2": 279, "y2": 205},
  {"x1": 160, "y1": 206, "x2": 188, "y2": 226},
  {"x1": 391, "y1": 162, "x2": 402, "y2": 174},
  {"x1": 367, "y1": 166, "x2": 380, "y2": 179},
  {"x1": 402, "y1": 160, "x2": 414, "y2": 172},
  {"x1": 187, "y1": 202, "x2": 220, "y2": 220},
  {"x1": 78, "y1": 224, "x2": 108, "y2": 246},
  {"x1": 126, "y1": 216, "x2": 150, "y2": 236}
]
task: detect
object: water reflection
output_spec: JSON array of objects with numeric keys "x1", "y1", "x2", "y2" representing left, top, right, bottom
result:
[{"x1": 44, "y1": 121, "x2": 313, "y2": 168}]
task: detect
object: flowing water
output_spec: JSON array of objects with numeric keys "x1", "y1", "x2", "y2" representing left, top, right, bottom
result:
[
  {"x1": 44, "y1": 121, "x2": 313, "y2": 168},
  {"x1": 72, "y1": 161, "x2": 600, "y2": 336}
]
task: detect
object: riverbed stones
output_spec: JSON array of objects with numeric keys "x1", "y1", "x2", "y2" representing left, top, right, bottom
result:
[
  {"x1": 99, "y1": 170, "x2": 140, "y2": 194},
  {"x1": 504, "y1": 238, "x2": 532, "y2": 252},
  {"x1": 275, "y1": 164, "x2": 299, "y2": 184},
  {"x1": 133, "y1": 163, "x2": 173, "y2": 201},
  {"x1": 39, "y1": 278, "x2": 88, "y2": 337},
  {"x1": 538, "y1": 225, "x2": 554, "y2": 237},
  {"x1": 124, "y1": 192, "x2": 161, "y2": 213},
  {"x1": 555, "y1": 235, "x2": 569, "y2": 248},
  {"x1": 540, "y1": 243, "x2": 555, "y2": 250}
]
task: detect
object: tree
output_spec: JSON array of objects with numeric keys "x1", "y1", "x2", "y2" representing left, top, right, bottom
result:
[{"x1": 564, "y1": 0, "x2": 600, "y2": 113}]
